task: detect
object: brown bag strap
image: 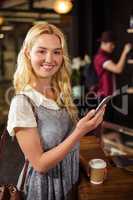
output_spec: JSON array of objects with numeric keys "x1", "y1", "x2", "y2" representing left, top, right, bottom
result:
[
  {"x1": 19, "y1": 160, "x2": 29, "y2": 191},
  {"x1": 0, "y1": 94, "x2": 37, "y2": 191}
]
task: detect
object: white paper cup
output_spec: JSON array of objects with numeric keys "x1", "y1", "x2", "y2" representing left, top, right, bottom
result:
[{"x1": 89, "y1": 159, "x2": 107, "y2": 184}]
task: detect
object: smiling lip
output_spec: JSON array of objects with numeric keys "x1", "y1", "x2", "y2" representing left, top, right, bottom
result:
[{"x1": 41, "y1": 64, "x2": 54, "y2": 70}]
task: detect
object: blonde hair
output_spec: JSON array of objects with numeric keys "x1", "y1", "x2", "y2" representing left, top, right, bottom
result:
[{"x1": 14, "y1": 23, "x2": 78, "y2": 122}]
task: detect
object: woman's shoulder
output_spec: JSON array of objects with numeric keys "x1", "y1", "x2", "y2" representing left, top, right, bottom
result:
[
  {"x1": 7, "y1": 93, "x2": 37, "y2": 136},
  {"x1": 9, "y1": 93, "x2": 35, "y2": 115}
]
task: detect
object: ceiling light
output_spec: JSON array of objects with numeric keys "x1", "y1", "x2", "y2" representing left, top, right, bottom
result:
[
  {"x1": 1, "y1": 25, "x2": 13, "y2": 31},
  {"x1": 129, "y1": 14, "x2": 133, "y2": 28},
  {"x1": 0, "y1": 33, "x2": 4, "y2": 39},
  {"x1": 0, "y1": 16, "x2": 4, "y2": 25},
  {"x1": 53, "y1": 0, "x2": 73, "y2": 14}
]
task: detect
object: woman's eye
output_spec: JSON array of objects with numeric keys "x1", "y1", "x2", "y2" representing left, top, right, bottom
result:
[
  {"x1": 39, "y1": 51, "x2": 44, "y2": 54},
  {"x1": 37, "y1": 50, "x2": 46, "y2": 54},
  {"x1": 54, "y1": 51, "x2": 61, "y2": 55}
]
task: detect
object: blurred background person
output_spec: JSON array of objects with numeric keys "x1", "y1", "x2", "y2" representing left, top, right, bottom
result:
[
  {"x1": 93, "y1": 31, "x2": 132, "y2": 122},
  {"x1": 93, "y1": 31, "x2": 132, "y2": 99},
  {"x1": 90, "y1": 31, "x2": 132, "y2": 141}
]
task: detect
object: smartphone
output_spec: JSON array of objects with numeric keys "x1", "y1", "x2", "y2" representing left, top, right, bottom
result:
[{"x1": 95, "y1": 95, "x2": 113, "y2": 115}]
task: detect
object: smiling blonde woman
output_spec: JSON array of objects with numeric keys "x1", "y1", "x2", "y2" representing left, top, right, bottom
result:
[{"x1": 7, "y1": 23, "x2": 105, "y2": 200}]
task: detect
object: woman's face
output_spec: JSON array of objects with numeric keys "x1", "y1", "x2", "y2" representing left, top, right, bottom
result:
[
  {"x1": 106, "y1": 42, "x2": 115, "y2": 53},
  {"x1": 28, "y1": 33, "x2": 63, "y2": 80}
]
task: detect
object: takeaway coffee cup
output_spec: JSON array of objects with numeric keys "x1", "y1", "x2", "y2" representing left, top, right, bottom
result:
[{"x1": 89, "y1": 159, "x2": 107, "y2": 184}]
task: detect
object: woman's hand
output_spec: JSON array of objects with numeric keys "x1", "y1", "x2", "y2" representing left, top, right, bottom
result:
[
  {"x1": 123, "y1": 43, "x2": 132, "y2": 54},
  {"x1": 75, "y1": 106, "x2": 106, "y2": 137}
]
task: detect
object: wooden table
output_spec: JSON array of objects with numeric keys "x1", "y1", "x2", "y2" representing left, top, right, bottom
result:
[{"x1": 79, "y1": 136, "x2": 133, "y2": 200}]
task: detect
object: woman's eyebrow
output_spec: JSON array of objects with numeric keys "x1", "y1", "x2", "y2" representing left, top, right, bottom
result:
[{"x1": 37, "y1": 46, "x2": 62, "y2": 50}]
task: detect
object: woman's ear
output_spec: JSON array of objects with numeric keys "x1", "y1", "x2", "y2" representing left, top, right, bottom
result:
[{"x1": 24, "y1": 47, "x2": 31, "y2": 59}]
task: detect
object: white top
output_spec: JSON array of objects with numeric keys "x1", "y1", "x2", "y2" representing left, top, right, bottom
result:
[
  {"x1": 103, "y1": 60, "x2": 112, "y2": 68},
  {"x1": 7, "y1": 85, "x2": 60, "y2": 137}
]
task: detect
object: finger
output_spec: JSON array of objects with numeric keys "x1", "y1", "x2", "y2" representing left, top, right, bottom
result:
[
  {"x1": 93, "y1": 115, "x2": 104, "y2": 128},
  {"x1": 88, "y1": 107, "x2": 105, "y2": 124},
  {"x1": 85, "y1": 109, "x2": 96, "y2": 120},
  {"x1": 97, "y1": 115, "x2": 104, "y2": 124},
  {"x1": 92, "y1": 111, "x2": 105, "y2": 126},
  {"x1": 94, "y1": 106, "x2": 106, "y2": 119}
]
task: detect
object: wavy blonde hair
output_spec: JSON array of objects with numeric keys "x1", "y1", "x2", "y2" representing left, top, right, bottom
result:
[{"x1": 14, "y1": 23, "x2": 78, "y2": 122}]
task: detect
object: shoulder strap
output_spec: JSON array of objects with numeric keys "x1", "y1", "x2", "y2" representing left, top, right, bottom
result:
[{"x1": 0, "y1": 94, "x2": 36, "y2": 190}]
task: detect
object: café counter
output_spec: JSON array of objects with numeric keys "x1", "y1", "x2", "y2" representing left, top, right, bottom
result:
[{"x1": 78, "y1": 136, "x2": 133, "y2": 200}]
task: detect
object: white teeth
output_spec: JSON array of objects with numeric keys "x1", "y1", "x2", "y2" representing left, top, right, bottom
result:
[{"x1": 41, "y1": 65, "x2": 53, "y2": 69}]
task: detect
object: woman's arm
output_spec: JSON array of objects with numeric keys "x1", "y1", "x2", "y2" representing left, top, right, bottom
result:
[
  {"x1": 104, "y1": 43, "x2": 132, "y2": 74},
  {"x1": 15, "y1": 107, "x2": 105, "y2": 173}
]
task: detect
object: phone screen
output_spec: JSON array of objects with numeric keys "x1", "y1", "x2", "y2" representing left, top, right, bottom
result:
[{"x1": 95, "y1": 95, "x2": 113, "y2": 115}]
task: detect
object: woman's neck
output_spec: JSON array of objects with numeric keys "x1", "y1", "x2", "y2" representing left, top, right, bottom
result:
[
  {"x1": 30, "y1": 77, "x2": 51, "y2": 92},
  {"x1": 30, "y1": 78, "x2": 57, "y2": 100}
]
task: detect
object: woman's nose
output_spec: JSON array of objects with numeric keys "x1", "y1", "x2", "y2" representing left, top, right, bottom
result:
[{"x1": 45, "y1": 52, "x2": 53, "y2": 63}]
